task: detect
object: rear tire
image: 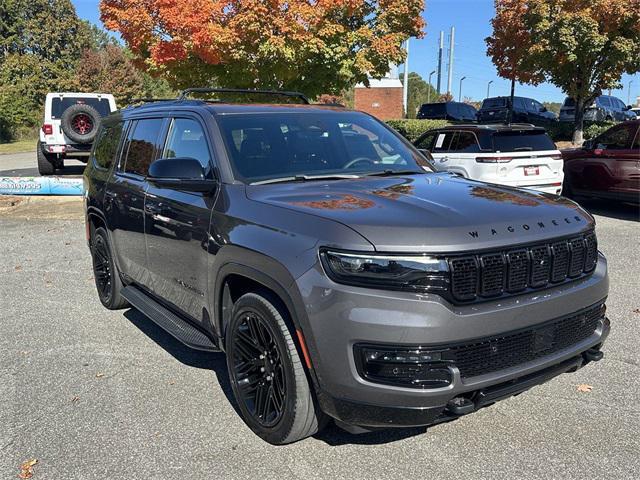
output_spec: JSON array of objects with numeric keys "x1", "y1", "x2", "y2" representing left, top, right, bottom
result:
[
  {"x1": 36, "y1": 141, "x2": 55, "y2": 175},
  {"x1": 91, "y1": 227, "x2": 129, "y2": 310},
  {"x1": 225, "y1": 292, "x2": 325, "y2": 444}
]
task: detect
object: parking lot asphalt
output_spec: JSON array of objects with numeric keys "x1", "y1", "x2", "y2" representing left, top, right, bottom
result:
[
  {"x1": 0, "y1": 197, "x2": 638, "y2": 479},
  {"x1": 0, "y1": 151, "x2": 85, "y2": 177}
]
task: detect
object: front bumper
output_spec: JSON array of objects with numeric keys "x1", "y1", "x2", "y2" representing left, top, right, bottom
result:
[{"x1": 296, "y1": 253, "x2": 609, "y2": 427}]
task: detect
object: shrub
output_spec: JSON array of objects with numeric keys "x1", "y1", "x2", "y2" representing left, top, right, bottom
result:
[
  {"x1": 546, "y1": 120, "x2": 618, "y2": 142},
  {"x1": 386, "y1": 119, "x2": 451, "y2": 142}
]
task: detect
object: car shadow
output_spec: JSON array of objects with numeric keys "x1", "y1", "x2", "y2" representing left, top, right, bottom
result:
[
  {"x1": 571, "y1": 197, "x2": 639, "y2": 222},
  {"x1": 121, "y1": 308, "x2": 435, "y2": 446}
]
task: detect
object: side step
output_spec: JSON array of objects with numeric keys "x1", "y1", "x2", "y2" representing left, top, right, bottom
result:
[{"x1": 122, "y1": 285, "x2": 220, "y2": 352}]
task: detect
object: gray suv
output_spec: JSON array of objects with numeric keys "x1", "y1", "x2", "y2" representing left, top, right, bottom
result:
[
  {"x1": 84, "y1": 89, "x2": 610, "y2": 444},
  {"x1": 560, "y1": 95, "x2": 636, "y2": 122}
]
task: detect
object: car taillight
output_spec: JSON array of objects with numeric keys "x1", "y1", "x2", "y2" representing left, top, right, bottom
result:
[
  {"x1": 42, "y1": 124, "x2": 53, "y2": 135},
  {"x1": 476, "y1": 156, "x2": 513, "y2": 163}
]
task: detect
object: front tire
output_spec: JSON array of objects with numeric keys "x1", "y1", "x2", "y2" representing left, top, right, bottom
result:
[
  {"x1": 91, "y1": 227, "x2": 129, "y2": 310},
  {"x1": 225, "y1": 292, "x2": 325, "y2": 444}
]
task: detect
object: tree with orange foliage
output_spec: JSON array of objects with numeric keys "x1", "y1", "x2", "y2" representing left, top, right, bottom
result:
[
  {"x1": 100, "y1": 0, "x2": 425, "y2": 98},
  {"x1": 487, "y1": 0, "x2": 640, "y2": 143}
]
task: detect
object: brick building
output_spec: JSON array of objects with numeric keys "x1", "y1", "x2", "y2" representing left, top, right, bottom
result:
[{"x1": 354, "y1": 67, "x2": 404, "y2": 120}]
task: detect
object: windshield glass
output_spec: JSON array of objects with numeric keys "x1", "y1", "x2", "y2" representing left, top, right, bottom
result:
[
  {"x1": 419, "y1": 104, "x2": 447, "y2": 117},
  {"x1": 51, "y1": 97, "x2": 112, "y2": 119},
  {"x1": 217, "y1": 111, "x2": 430, "y2": 183},
  {"x1": 492, "y1": 131, "x2": 556, "y2": 152},
  {"x1": 481, "y1": 98, "x2": 506, "y2": 109}
]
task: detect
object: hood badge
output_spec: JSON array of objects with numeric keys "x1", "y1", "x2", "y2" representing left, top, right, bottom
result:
[{"x1": 468, "y1": 215, "x2": 584, "y2": 239}]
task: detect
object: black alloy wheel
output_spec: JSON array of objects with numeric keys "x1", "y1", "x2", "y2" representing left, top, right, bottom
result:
[
  {"x1": 231, "y1": 311, "x2": 287, "y2": 427},
  {"x1": 92, "y1": 233, "x2": 113, "y2": 303}
]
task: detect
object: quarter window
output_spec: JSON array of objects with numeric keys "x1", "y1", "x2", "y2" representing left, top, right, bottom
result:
[
  {"x1": 595, "y1": 125, "x2": 635, "y2": 150},
  {"x1": 122, "y1": 118, "x2": 163, "y2": 176},
  {"x1": 452, "y1": 132, "x2": 480, "y2": 153},
  {"x1": 163, "y1": 118, "x2": 212, "y2": 173},
  {"x1": 416, "y1": 133, "x2": 436, "y2": 151},
  {"x1": 93, "y1": 122, "x2": 124, "y2": 170}
]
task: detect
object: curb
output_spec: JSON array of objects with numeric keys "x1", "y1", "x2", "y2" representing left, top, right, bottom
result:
[{"x1": 0, "y1": 176, "x2": 83, "y2": 196}]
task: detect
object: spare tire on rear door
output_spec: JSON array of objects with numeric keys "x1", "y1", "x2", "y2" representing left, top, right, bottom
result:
[{"x1": 60, "y1": 103, "x2": 102, "y2": 144}]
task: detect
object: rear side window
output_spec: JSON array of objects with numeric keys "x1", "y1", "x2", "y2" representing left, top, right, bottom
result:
[
  {"x1": 432, "y1": 131, "x2": 456, "y2": 152},
  {"x1": 514, "y1": 97, "x2": 527, "y2": 111},
  {"x1": 416, "y1": 132, "x2": 437, "y2": 150},
  {"x1": 595, "y1": 125, "x2": 636, "y2": 150},
  {"x1": 492, "y1": 131, "x2": 556, "y2": 152},
  {"x1": 563, "y1": 97, "x2": 575, "y2": 107},
  {"x1": 451, "y1": 132, "x2": 480, "y2": 153},
  {"x1": 93, "y1": 122, "x2": 124, "y2": 170},
  {"x1": 163, "y1": 118, "x2": 212, "y2": 172},
  {"x1": 122, "y1": 118, "x2": 164, "y2": 176},
  {"x1": 597, "y1": 97, "x2": 611, "y2": 107},
  {"x1": 51, "y1": 97, "x2": 112, "y2": 119}
]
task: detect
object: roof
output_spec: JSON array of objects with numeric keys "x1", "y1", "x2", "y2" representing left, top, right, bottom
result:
[{"x1": 121, "y1": 99, "x2": 350, "y2": 115}]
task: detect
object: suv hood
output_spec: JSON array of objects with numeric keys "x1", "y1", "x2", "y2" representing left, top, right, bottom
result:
[{"x1": 246, "y1": 173, "x2": 594, "y2": 252}]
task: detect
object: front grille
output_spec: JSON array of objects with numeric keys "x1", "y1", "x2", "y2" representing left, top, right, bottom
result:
[
  {"x1": 449, "y1": 231, "x2": 597, "y2": 302},
  {"x1": 449, "y1": 302, "x2": 604, "y2": 378}
]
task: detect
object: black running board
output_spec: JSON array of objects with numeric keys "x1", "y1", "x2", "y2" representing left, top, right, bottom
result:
[{"x1": 122, "y1": 285, "x2": 220, "y2": 352}]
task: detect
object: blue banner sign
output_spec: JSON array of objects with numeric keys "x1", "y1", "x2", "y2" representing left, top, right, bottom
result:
[{"x1": 0, "y1": 176, "x2": 83, "y2": 196}]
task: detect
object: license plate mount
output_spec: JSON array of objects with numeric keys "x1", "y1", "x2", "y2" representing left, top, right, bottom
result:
[{"x1": 524, "y1": 166, "x2": 539, "y2": 176}]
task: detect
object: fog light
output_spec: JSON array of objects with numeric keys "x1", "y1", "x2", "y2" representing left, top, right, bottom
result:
[{"x1": 356, "y1": 345, "x2": 453, "y2": 389}]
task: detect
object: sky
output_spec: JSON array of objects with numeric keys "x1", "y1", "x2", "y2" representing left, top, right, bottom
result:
[{"x1": 72, "y1": 0, "x2": 639, "y2": 105}]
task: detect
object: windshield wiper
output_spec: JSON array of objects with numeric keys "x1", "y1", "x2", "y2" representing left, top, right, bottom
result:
[
  {"x1": 363, "y1": 169, "x2": 425, "y2": 177},
  {"x1": 250, "y1": 174, "x2": 361, "y2": 185}
]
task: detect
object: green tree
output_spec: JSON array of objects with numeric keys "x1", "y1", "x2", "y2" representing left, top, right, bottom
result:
[
  {"x1": 487, "y1": 0, "x2": 640, "y2": 143},
  {"x1": 542, "y1": 101, "x2": 562, "y2": 115},
  {"x1": 400, "y1": 72, "x2": 438, "y2": 118}
]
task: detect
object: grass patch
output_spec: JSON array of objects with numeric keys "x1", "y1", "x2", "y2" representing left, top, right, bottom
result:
[{"x1": 0, "y1": 138, "x2": 36, "y2": 155}]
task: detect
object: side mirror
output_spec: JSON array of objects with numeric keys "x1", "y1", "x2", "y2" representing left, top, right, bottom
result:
[{"x1": 147, "y1": 158, "x2": 216, "y2": 193}]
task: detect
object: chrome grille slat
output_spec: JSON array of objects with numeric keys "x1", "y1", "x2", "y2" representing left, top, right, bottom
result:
[{"x1": 450, "y1": 231, "x2": 597, "y2": 302}]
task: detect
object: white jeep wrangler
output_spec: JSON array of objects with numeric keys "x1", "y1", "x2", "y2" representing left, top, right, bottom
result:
[{"x1": 38, "y1": 92, "x2": 117, "y2": 175}]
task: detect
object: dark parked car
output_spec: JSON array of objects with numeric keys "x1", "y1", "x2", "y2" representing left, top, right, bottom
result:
[
  {"x1": 417, "y1": 101, "x2": 477, "y2": 122},
  {"x1": 477, "y1": 96, "x2": 557, "y2": 125},
  {"x1": 85, "y1": 89, "x2": 609, "y2": 445},
  {"x1": 559, "y1": 95, "x2": 636, "y2": 123},
  {"x1": 562, "y1": 120, "x2": 640, "y2": 204}
]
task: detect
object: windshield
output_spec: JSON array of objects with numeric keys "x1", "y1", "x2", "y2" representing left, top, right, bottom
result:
[
  {"x1": 217, "y1": 111, "x2": 430, "y2": 183},
  {"x1": 481, "y1": 98, "x2": 506, "y2": 109},
  {"x1": 492, "y1": 131, "x2": 556, "y2": 152},
  {"x1": 419, "y1": 104, "x2": 447, "y2": 116},
  {"x1": 51, "y1": 97, "x2": 113, "y2": 119}
]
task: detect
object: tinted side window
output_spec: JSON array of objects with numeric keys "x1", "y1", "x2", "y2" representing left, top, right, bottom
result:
[
  {"x1": 514, "y1": 97, "x2": 527, "y2": 111},
  {"x1": 598, "y1": 97, "x2": 611, "y2": 108},
  {"x1": 432, "y1": 131, "x2": 456, "y2": 152},
  {"x1": 416, "y1": 132, "x2": 436, "y2": 150},
  {"x1": 595, "y1": 125, "x2": 635, "y2": 150},
  {"x1": 122, "y1": 118, "x2": 163, "y2": 176},
  {"x1": 452, "y1": 132, "x2": 480, "y2": 153},
  {"x1": 163, "y1": 118, "x2": 212, "y2": 173},
  {"x1": 93, "y1": 122, "x2": 124, "y2": 170}
]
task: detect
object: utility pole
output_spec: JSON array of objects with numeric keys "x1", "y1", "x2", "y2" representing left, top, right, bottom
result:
[
  {"x1": 487, "y1": 80, "x2": 494, "y2": 99},
  {"x1": 403, "y1": 39, "x2": 410, "y2": 118},
  {"x1": 447, "y1": 27, "x2": 455, "y2": 95},
  {"x1": 628, "y1": 80, "x2": 633, "y2": 106},
  {"x1": 459, "y1": 76, "x2": 466, "y2": 102},
  {"x1": 436, "y1": 31, "x2": 444, "y2": 94},
  {"x1": 427, "y1": 70, "x2": 436, "y2": 103}
]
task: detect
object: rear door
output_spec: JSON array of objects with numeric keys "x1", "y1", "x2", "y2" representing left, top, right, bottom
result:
[
  {"x1": 427, "y1": 130, "x2": 457, "y2": 170},
  {"x1": 446, "y1": 131, "x2": 481, "y2": 178},
  {"x1": 144, "y1": 115, "x2": 218, "y2": 324},
  {"x1": 105, "y1": 117, "x2": 164, "y2": 287}
]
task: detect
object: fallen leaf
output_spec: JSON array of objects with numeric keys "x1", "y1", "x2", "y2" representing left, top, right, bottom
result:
[
  {"x1": 633, "y1": 308, "x2": 640, "y2": 314},
  {"x1": 71, "y1": 396, "x2": 80, "y2": 403},
  {"x1": 18, "y1": 459, "x2": 37, "y2": 479},
  {"x1": 95, "y1": 373, "x2": 104, "y2": 378},
  {"x1": 168, "y1": 380, "x2": 175, "y2": 385},
  {"x1": 576, "y1": 384, "x2": 593, "y2": 393},
  {"x1": 64, "y1": 241, "x2": 71, "y2": 246},
  {"x1": 15, "y1": 265, "x2": 22, "y2": 271}
]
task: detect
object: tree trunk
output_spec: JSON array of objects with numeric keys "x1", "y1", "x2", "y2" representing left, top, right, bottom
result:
[{"x1": 573, "y1": 96, "x2": 585, "y2": 145}]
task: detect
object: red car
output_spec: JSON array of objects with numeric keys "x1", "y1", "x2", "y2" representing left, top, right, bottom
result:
[{"x1": 562, "y1": 120, "x2": 640, "y2": 204}]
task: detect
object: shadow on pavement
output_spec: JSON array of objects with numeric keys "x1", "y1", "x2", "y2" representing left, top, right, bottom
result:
[
  {"x1": 570, "y1": 197, "x2": 639, "y2": 222},
  {"x1": 122, "y1": 308, "x2": 431, "y2": 446}
]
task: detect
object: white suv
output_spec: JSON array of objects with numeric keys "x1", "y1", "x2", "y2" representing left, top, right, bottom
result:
[
  {"x1": 38, "y1": 92, "x2": 117, "y2": 175},
  {"x1": 414, "y1": 124, "x2": 564, "y2": 195}
]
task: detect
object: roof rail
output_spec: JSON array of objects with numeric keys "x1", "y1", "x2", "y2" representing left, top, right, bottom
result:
[
  {"x1": 127, "y1": 98, "x2": 176, "y2": 107},
  {"x1": 177, "y1": 88, "x2": 310, "y2": 104}
]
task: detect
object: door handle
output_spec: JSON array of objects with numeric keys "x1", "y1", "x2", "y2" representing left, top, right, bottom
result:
[{"x1": 440, "y1": 157, "x2": 449, "y2": 163}]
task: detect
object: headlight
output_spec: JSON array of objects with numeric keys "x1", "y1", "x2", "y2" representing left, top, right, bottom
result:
[{"x1": 320, "y1": 250, "x2": 450, "y2": 293}]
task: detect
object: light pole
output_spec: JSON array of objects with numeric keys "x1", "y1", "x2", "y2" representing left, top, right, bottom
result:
[
  {"x1": 487, "y1": 80, "x2": 494, "y2": 99},
  {"x1": 628, "y1": 80, "x2": 634, "y2": 106},
  {"x1": 427, "y1": 70, "x2": 436, "y2": 103},
  {"x1": 458, "y1": 76, "x2": 466, "y2": 102}
]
